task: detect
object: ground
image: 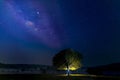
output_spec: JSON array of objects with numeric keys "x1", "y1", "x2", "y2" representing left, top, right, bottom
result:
[{"x1": 0, "y1": 74, "x2": 119, "y2": 80}]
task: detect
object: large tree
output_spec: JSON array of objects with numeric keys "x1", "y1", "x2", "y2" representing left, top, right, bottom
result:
[{"x1": 52, "y1": 48, "x2": 82, "y2": 75}]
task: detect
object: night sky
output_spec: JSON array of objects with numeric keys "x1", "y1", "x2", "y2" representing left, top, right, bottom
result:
[{"x1": 0, "y1": 0, "x2": 120, "y2": 67}]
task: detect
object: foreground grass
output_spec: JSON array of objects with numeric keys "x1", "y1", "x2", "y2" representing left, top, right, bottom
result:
[{"x1": 0, "y1": 74, "x2": 119, "y2": 80}]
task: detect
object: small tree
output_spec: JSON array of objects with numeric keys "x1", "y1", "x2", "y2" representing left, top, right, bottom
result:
[{"x1": 52, "y1": 48, "x2": 82, "y2": 76}]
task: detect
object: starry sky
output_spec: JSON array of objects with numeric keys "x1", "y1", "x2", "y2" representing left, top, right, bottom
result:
[{"x1": 0, "y1": 0, "x2": 120, "y2": 67}]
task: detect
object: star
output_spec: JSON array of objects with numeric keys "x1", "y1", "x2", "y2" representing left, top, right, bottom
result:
[
  {"x1": 25, "y1": 21, "x2": 34, "y2": 27},
  {"x1": 18, "y1": 10, "x2": 22, "y2": 13},
  {"x1": 37, "y1": 11, "x2": 40, "y2": 15},
  {"x1": 34, "y1": 28, "x2": 38, "y2": 31}
]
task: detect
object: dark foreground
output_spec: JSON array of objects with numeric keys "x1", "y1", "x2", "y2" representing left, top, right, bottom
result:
[{"x1": 0, "y1": 74, "x2": 119, "y2": 80}]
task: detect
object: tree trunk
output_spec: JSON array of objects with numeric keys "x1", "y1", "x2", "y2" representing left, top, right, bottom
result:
[{"x1": 67, "y1": 65, "x2": 70, "y2": 76}]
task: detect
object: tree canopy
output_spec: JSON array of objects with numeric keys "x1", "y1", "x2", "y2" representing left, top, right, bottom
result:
[{"x1": 52, "y1": 48, "x2": 83, "y2": 71}]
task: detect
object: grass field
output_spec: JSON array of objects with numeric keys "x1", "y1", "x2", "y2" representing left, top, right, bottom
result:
[{"x1": 0, "y1": 74, "x2": 119, "y2": 80}]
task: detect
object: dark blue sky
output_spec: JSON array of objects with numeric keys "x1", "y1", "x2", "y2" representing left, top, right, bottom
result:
[{"x1": 0, "y1": 0, "x2": 120, "y2": 67}]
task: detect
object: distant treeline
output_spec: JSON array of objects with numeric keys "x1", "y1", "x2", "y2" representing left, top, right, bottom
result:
[
  {"x1": 0, "y1": 63, "x2": 53, "y2": 70},
  {"x1": 87, "y1": 63, "x2": 120, "y2": 76}
]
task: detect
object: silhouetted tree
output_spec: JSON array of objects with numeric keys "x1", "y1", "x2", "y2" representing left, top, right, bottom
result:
[{"x1": 53, "y1": 48, "x2": 82, "y2": 76}]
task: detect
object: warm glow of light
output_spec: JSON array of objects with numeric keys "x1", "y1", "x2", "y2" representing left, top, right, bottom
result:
[
  {"x1": 69, "y1": 67, "x2": 77, "y2": 70},
  {"x1": 61, "y1": 66, "x2": 77, "y2": 71}
]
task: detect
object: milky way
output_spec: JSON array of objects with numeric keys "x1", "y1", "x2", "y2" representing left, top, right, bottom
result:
[{"x1": 4, "y1": 0, "x2": 63, "y2": 48}]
